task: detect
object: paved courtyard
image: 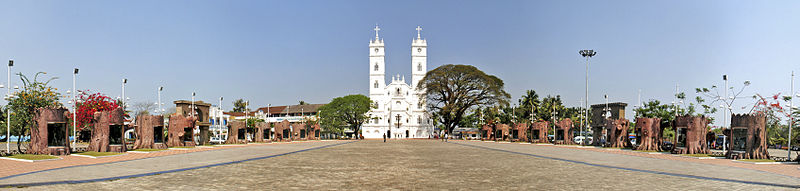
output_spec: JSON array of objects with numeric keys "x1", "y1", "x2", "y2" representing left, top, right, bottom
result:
[{"x1": 2, "y1": 140, "x2": 799, "y2": 190}]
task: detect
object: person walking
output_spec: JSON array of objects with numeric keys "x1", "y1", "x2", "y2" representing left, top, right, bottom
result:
[
  {"x1": 445, "y1": 133, "x2": 448, "y2": 142},
  {"x1": 383, "y1": 133, "x2": 386, "y2": 142}
]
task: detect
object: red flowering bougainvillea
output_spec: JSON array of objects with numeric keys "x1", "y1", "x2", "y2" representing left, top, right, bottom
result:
[{"x1": 69, "y1": 90, "x2": 120, "y2": 131}]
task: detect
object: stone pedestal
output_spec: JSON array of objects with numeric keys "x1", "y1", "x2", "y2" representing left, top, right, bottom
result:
[{"x1": 29, "y1": 108, "x2": 71, "y2": 155}]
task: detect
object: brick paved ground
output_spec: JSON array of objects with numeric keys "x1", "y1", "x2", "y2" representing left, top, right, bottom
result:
[
  {"x1": 0, "y1": 141, "x2": 324, "y2": 180},
  {"x1": 6, "y1": 140, "x2": 799, "y2": 190}
]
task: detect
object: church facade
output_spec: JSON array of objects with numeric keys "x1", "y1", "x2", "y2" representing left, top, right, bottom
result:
[{"x1": 362, "y1": 25, "x2": 433, "y2": 139}]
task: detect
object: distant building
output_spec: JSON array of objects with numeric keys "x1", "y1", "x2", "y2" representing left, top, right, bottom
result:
[
  {"x1": 590, "y1": 102, "x2": 628, "y2": 128},
  {"x1": 362, "y1": 25, "x2": 434, "y2": 139}
]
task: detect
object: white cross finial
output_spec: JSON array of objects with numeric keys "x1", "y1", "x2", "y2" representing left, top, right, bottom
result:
[
  {"x1": 374, "y1": 25, "x2": 381, "y2": 39},
  {"x1": 416, "y1": 26, "x2": 422, "y2": 39}
]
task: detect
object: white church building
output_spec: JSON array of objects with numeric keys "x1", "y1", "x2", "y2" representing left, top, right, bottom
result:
[{"x1": 362, "y1": 25, "x2": 434, "y2": 139}]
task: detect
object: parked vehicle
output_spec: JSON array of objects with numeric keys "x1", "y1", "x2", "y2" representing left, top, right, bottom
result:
[
  {"x1": 793, "y1": 145, "x2": 800, "y2": 151},
  {"x1": 661, "y1": 141, "x2": 674, "y2": 151},
  {"x1": 574, "y1": 136, "x2": 593, "y2": 145}
]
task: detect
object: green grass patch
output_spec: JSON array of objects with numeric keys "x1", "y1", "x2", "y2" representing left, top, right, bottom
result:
[
  {"x1": 73, "y1": 151, "x2": 124, "y2": 157},
  {"x1": 5, "y1": 154, "x2": 59, "y2": 160},
  {"x1": 129, "y1": 148, "x2": 166, "y2": 152},
  {"x1": 737, "y1": 159, "x2": 776, "y2": 162},
  {"x1": 681, "y1": 154, "x2": 724, "y2": 157}
]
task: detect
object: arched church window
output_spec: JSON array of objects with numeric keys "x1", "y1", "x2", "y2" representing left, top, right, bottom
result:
[
  {"x1": 396, "y1": 88, "x2": 400, "y2": 95},
  {"x1": 375, "y1": 48, "x2": 379, "y2": 53},
  {"x1": 374, "y1": 81, "x2": 378, "y2": 88},
  {"x1": 418, "y1": 116, "x2": 421, "y2": 124},
  {"x1": 374, "y1": 63, "x2": 379, "y2": 71},
  {"x1": 417, "y1": 63, "x2": 422, "y2": 71}
]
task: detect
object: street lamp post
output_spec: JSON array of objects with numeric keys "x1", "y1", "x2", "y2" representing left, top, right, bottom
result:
[
  {"x1": 122, "y1": 79, "x2": 127, "y2": 111},
  {"x1": 158, "y1": 87, "x2": 163, "y2": 115},
  {"x1": 6, "y1": 59, "x2": 12, "y2": 153},
  {"x1": 579, "y1": 50, "x2": 596, "y2": 148},
  {"x1": 191, "y1": 92, "x2": 195, "y2": 118},
  {"x1": 72, "y1": 68, "x2": 78, "y2": 146},
  {"x1": 219, "y1": 96, "x2": 223, "y2": 142}
]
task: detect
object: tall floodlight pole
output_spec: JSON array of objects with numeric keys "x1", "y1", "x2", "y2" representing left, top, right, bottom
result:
[
  {"x1": 579, "y1": 50, "x2": 596, "y2": 147},
  {"x1": 789, "y1": 72, "x2": 794, "y2": 160},
  {"x1": 72, "y1": 68, "x2": 78, "y2": 145},
  {"x1": 6, "y1": 60, "x2": 12, "y2": 153}
]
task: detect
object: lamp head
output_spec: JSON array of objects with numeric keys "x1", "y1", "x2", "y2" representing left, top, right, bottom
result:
[
  {"x1": 123, "y1": 78, "x2": 127, "y2": 84},
  {"x1": 8, "y1": 59, "x2": 13, "y2": 67},
  {"x1": 74, "y1": 68, "x2": 79, "y2": 74}
]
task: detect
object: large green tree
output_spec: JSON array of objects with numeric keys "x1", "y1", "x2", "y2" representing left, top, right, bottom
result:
[
  {"x1": 7, "y1": 72, "x2": 62, "y2": 152},
  {"x1": 318, "y1": 94, "x2": 373, "y2": 139},
  {"x1": 418, "y1": 64, "x2": 510, "y2": 134}
]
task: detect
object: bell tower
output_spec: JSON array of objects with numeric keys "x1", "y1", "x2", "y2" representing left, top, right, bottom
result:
[
  {"x1": 411, "y1": 26, "x2": 427, "y2": 89},
  {"x1": 370, "y1": 25, "x2": 386, "y2": 96}
]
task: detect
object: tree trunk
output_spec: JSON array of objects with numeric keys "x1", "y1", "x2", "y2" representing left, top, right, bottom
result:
[
  {"x1": 556, "y1": 119, "x2": 575, "y2": 145},
  {"x1": 635, "y1": 118, "x2": 662, "y2": 151},
  {"x1": 672, "y1": 115, "x2": 709, "y2": 154},
  {"x1": 226, "y1": 120, "x2": 246, "y2": 144},
  {"x1": 606, "y1": 118, "x2": 630, "y2": 148},
  {"x1": 28, "y1": 108, "x2": 71, "y2": 155},
  {"x1": 133, "y1": 115, "x2": 165, "y2": 149},
  {"x1": 727, "y1": 114, "x2": 769, "y2": 159},
  {"x1": 167, "y1": 113, "x2": 195, "y2": 147},
  {"x1": 531, "y1": 122, "x2": 549, "y2": 143},
  {"x1": 88, "y1": 108, "x2": 126, "y2": 152}
]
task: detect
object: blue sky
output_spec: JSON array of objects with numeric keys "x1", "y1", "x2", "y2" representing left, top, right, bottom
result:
[{"x1": 0, "y1": 0, "x2": 799, "y2": 127}]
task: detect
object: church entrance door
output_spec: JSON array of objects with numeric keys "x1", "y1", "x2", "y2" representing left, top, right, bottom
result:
[
  {"x1": 387, "y1": 130, "x2": 391, "y2": 139},
  {"x1": 406, "y1": 130, "x2": 409, "y2": 138}
]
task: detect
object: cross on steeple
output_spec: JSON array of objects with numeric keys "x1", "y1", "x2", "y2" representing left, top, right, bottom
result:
[
  {"x1": 416, "y1": 26, "x2": 422, "y2": 39},
  {"x1": 374, "y1": 25, "x2": 381, "y2": 40}
]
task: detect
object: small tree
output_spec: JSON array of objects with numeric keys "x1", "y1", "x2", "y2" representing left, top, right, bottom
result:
[
  {"x1": 71, "y1": 90, "x2": 120, "y2": 132},
  {"x1": 318, "y1": 95, "x2": 372, "y2": 139},
  {"x1": 7, "y1": 72, "x2": 62, "y2": 152}
]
